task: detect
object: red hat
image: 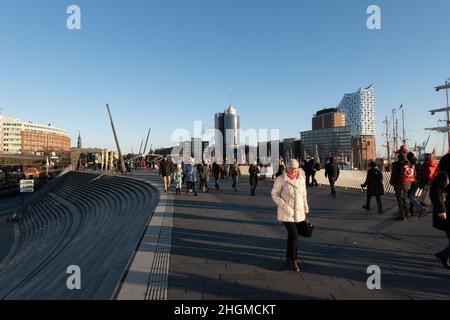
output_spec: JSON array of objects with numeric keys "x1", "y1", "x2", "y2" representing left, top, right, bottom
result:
[{"x1": 395, "y1": 145, "x2": 409, "y2": 154}]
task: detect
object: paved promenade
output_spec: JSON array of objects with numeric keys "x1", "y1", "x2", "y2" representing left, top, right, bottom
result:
[{"x1": 134, "y1": 171, "x2": 450, "y2": 300}]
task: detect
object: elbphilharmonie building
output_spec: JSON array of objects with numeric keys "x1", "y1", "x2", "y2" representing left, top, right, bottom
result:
[{"x1": 337, "y1": 84, "x2": 376, "y2": 138}]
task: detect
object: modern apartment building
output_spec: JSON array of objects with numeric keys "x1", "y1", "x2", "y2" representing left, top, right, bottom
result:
[
  {"x1": 301, "y1": 85, "x2": 377, "y2": 168},
  {"x1": 0, "y1": 115, "x2": 71, "y2": 155}
]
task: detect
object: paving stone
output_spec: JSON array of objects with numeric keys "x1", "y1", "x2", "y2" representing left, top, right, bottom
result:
[{"x1": 156, "y1": 174, "x2": 450, "y2": 300}]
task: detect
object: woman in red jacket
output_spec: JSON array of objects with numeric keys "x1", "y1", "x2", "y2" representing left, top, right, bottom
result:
[{"x1": 422, "y1": 153, "x2": 438, "y2": 187}]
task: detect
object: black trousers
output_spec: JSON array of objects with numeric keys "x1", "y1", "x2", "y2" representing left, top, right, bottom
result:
[
  {"x1": 199, "y1": 178, "x2": 208, "y2": 190},
  {"x1": 305, "y1": 173, "x2": 311, "y2": 186},
  {"x1": 366, "y1": 194, "x2": 383, "y2": 212},
  {"x1": 250, "y1": 184, "x2": 257, "y2": 195},
  {"x1": 394, "y1": 188, "x2": 409, "y2": 218},
  {"x1": 439, "y1": 230, "x2": 450, "y2": 257},
  {"x1": 283, "y1": 222, "x2": 299, "y2": 260},
  {"x1": 186, "y1": 181, "x2": 197, "y2": 195},
  {"x1": 329, "y1": 178, "x2": 336, "y2": 196},
  {"x1": 311, "y1": 172, "x2": 318, "y2": 186}
]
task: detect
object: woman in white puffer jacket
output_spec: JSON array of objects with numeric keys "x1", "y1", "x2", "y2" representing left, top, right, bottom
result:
[{"x1": 271, "y1": 159, "x2": 309, "y2": 272}]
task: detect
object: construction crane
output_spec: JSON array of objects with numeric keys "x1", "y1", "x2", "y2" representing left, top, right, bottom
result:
[{"x1": 413, "y1": 134, "x2": 431, "y2": 160}]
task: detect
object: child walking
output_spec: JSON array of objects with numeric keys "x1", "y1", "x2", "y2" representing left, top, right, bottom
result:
[{"x1": 174, "y1": 164, "x2": 184, "y2": 195}]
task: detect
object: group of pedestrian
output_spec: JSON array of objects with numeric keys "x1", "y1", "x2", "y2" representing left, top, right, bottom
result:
[
  {"x1": 303, "y1": 158, "x2": 320, "y2": 187},
  {"x1": 158, "y1": 156, "x2": 263, "y2": 196},
  {"x1": 157, "y1": 150, "x2": 449, "y2": 273},
  {"x1": 389, "y1": 146, "x2": 436, "y2": 221}
]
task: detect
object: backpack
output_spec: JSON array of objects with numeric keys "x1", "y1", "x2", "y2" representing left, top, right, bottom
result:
[{"x1": 401, "y1": 164, "x2": 415, "y2": 183}]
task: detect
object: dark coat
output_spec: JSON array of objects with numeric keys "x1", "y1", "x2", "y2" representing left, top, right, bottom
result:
[
  {"x1": 275, "y1": 164, "x2": 285, "y2": 178},
  {"x1": 184, "y1": 163, "x2": 198, "y2": 183},
  {"x1": 362, "y1": 168, "x2": 385, "y2": 196},
  {"x1": 159, "y1": 159, "x2": 172, "y2": 177},
  {"x1": 325, "y1": 162, "x2": 340, "y2": 182},
  {"x1": 429, "y1": 171, "x2": 450, "y2": 231},
  {"x1": 313, "y1": 163, "x2": 321, "y2": 172},
  {"x1": 229, "y1": 164, "x2": 240, "y2": 177},
  {"x1": 200, "y1": 164, "x2": 211, "y2": 180},
  {"x1": 305, "y1": 160, "x2": 314, "y2": 175},
  {"x1": 212, "y1": 163, "x2": 222, "y2": 180},
  {"x1": 389, "y1": 160, "x2": 412, "y2": 191},
  {"x1": 249, "y1": 165, "x2": 260, "y2": 186}
]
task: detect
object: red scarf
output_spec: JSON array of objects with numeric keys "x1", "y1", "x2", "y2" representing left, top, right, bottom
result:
[{"x1": 286, "y1": 169, "x2": 299, "y2": 181}]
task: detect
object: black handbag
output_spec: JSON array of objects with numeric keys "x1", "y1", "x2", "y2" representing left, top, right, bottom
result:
[{"x1": 297, "y1": 217, "x2": 314, "y2": 238}]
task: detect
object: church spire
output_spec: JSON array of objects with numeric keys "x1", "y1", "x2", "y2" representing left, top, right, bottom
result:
[{"x1": 77, "y1": 130, "x2": 82, "y2": 149}]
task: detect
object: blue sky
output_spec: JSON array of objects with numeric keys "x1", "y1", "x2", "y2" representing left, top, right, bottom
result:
[{"x1": 0, "y1": 0, "x2": 449, "y2": 155}]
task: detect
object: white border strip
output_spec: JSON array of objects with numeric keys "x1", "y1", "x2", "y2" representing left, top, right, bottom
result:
[{"x1": 116, "y1": 177, "x2": 173, "y2": 300}]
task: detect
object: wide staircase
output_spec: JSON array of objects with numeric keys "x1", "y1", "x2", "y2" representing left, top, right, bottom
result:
[{"x1": 0, "y1": 171, "x2": 157, "y2": 300}]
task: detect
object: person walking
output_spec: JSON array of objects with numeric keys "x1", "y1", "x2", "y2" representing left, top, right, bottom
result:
[
  {"x1": 199, "y1": 160, "x2": 211, "y2": 193},
  {"x1": 311, "y1": 161, "x2": 321, "y2": 186},
  {"x1": 406, "y1": 152, "x2": 426, "y2": 217},
  {"x1": 229, "y1": 161, "x2": 241, "y2": 192},
  {"x1": 361, "y1": 161, "x2": 384, "y2": 214},
  {"x1": 125, "y1": 161, "x2": 131, "y2": 174},
  {"x1": 173, "y1": 164, "x2": 184, "y2": 195},
  {"x1": 325, "y1": 156, "x2": 340, "y2": 197},
  {"x1": 422, "y1": 153, "x2": 438, "y2": 187},
  {"x1": 429, "y1": 153, "x2": 450, "y2": 270},
  {"x1": 304, "y1": 159, "x2": 314, "y2": 186},
  {"x1": 184, "y1": 158, "x2": 198, "y2": 196},
  {"x1": 271, "y1": 159, "x2": 310, "y2": 272},
  {"x1": 390, "y1": 146, "x2": 413, "y2": 221},
  {"x1": 275, "y1": 158, "x2": 285, "y2": 178},
  {"x1": 418, "y1": 153, "x2": 438, "y2": 209},
  {"x1": 159, "y1": 155, "x2": 173, "y2": 193},
  {"x1": 249, "y1": 161, "x2": 260, "y2": 196},
  {"x1": 212, "y1": 161, "x2": 222, "y2": 190}
]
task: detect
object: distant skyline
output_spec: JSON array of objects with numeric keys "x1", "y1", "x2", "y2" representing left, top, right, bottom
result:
[{"x1": 1, "y1": 0, "x2": 449, "y2": 156}]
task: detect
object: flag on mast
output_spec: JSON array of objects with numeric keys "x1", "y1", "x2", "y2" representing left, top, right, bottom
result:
[{"x1": 399, "y1": 104, "x2": 403, "y2": 110}]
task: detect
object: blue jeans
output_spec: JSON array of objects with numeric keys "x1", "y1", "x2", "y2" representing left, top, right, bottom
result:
[{"x1": 408, "y1": 182, "x2": 423, "y2": 214}]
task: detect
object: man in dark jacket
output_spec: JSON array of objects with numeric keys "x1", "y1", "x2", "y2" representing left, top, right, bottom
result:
[
  {"x1": 390, "y1": 150, "x2": 412, "y2": 221},
  {"x1": 311, "y1": 162, "x2": 321, "y2": 186},
  {"x1": 199, "y1": 161, "x2": 211, "y2": 192},
  {"x1": 212, "y1": 161, "x2": 222, "y2": 190},
  {"x1": 159, "y1": 155, "x2": 173, "y2": 192},
  {"x1": 229, "y1": 161, "x2": 241, "y2": 191},
  {"x1": 249, "y1": 162, "x2": 260, "y2": 196},
  {"x1": 275, "y1": 158, "x2": 285, "y2": 178},
  {"x1": 429, "y1": 153, "x2": 450, "y2": 269},
  {"x1": 325, "y1": 157, "x2": 340, "y2": 197},
  {"x1": 361, "y1": 161, "x2": 384, "y2": 214}
]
